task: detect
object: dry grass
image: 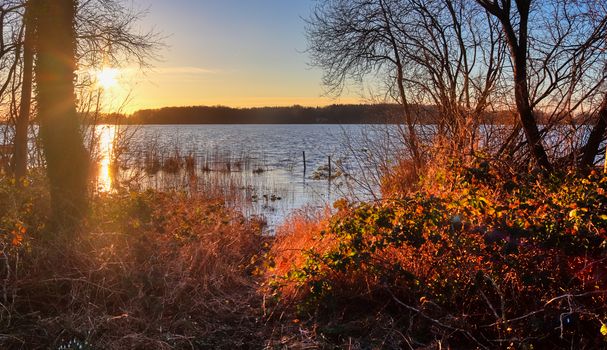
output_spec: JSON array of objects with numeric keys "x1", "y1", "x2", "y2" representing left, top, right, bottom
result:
[
  {"x1": 0, "y1": 190, "x2": 268, "y2": 349},
  {"x1": 379, "y1": 157, "x2": 419, "y2": 197}
]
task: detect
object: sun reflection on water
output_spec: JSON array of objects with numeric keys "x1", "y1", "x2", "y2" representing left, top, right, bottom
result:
[{"x1": 96, "y1": 125, "x2": 116, "y2": 192}]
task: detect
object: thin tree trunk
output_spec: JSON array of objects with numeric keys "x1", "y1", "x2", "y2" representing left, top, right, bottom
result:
[
  {"x1": 511, "y1": 54, "x2": 552, "y2": 171},
  {"x1": 579, "y1": 95, "x2": 607, "y2": 172},
  {"x1": 477, "y1": 0, "x2": 553, "y2": 171},
  {"x1": 379, "y1": 0, "x2": 422, "y2": 170},
  {"x1": 506, "y1": 4, "x2": 552, "y2": 171},
  {"x1": 13, "y1": 2, "x2": 33, "y2": 183},
  {"x1": 33, "y1": 0, "x2": 88, "y2": 233}
]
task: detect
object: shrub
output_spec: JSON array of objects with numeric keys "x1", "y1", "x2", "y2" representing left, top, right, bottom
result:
[{"x1": 268, "y1": 163, "x2": 607, "y2": 348}]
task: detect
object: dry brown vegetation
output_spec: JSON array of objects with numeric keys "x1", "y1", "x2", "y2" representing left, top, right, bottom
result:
[{"x1": 0, "y1": 181, "x2": 268, "y2": 349}]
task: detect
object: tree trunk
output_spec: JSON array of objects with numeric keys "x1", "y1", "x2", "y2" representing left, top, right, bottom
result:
[
  {"x1": 13, "y1": 2, "x2": 34, "y2": 183},
  {"x1": 511, "y1": 53, "x2": 552, "y2": 171},
  {"x1": 378, "y1": 0, "x2": 422, "y2": 170},
  {"x1": 33, "y1": 0, "x2": 88, "y2": 233},
  {"x1": 477, "y1": 0, "x2": 553, "y2": 171},
  {"x1": 505, "y1": 3, "x2": 552, "y2": 172},
  {"x1": 579, "y1": 95, "x2": 607, "y2": 172}
]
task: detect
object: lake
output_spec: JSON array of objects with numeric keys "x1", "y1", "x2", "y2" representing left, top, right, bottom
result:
[
  {"x1": 93, "y1": 124, "x2": 394, "y2": 231},
  {"x1": 4, "y1": 122, "x2": 598, "y2": 230}
]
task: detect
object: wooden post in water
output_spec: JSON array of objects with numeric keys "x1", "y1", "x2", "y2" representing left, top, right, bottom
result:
[
  {"x1": 303, "y1": 151, "x2": 307, "y2": 174},
  {"x1": 328, "y1": 155, "x2": 332, "y2": 181}
]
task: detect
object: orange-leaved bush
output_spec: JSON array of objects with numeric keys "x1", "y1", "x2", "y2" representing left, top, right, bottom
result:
[{"x1": 267, "y1": 163, "x2": 607, "y2": 348}]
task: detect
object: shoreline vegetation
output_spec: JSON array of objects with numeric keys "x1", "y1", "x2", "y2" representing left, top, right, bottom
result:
[
  {"x1": 2, "y1": 162, "x2": 607, "y2": 348},
  {"x1": 0, "y1": 103, "x2": 594, "y2": 125}
]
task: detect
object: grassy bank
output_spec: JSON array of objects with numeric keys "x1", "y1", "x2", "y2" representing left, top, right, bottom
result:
[{"x1": 0, "y1": 174, "x2": 266, "y2": 349}]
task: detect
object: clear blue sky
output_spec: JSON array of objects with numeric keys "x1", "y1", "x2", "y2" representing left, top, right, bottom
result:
[{"x1": 111, "y1": 0, "x2": 361, "y2": 112}]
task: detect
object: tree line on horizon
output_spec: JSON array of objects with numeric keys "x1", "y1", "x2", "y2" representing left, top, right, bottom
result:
[
  {"x1": 109, "y1": 104, "x2": 435, "y2": 124},
  {"x1": 98, "y1": 104, "x2": 546, "y2": 125}
]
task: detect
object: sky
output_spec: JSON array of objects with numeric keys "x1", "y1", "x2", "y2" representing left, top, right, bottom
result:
[{"x1": 102, "y1": 0, "x2": 363, "y2": 113}]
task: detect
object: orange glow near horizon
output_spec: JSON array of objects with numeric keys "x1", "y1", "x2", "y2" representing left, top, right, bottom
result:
[
  {"x1": 88, "y1": 66, "x2": 365, "y2": 114},
  {"x1": 123, "y1": 96, "x2": 365, "y2": 114},
  {"x1": 85, "y1": 1, "x2": 368, "y2": 114}
]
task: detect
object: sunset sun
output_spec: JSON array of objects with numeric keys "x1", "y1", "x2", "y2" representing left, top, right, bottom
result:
[{"x1": 96, "y1": 67, "x2": 119, "y2": 89}]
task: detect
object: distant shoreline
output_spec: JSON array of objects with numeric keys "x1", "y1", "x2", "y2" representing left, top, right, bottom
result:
[
  {"x1": 100, "y1": 104, "x2": 405, "y2": 125},
  {"x1": 92, "y1": 104, "x2": 517, "y2": 125},
  {"x1": 1, "y1": 104, "x2": 565, "y2": 125}
]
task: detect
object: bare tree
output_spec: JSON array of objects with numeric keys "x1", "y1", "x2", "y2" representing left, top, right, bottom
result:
[
  {"x1": 74, "y1": 0, "x2": 162, "y2": 172},
  {"x1": 13, "y1": 1, "x2": 32, "y2": 182},
  {"x1": 390, "y1": 0, "x2": 505, "y2": 157},
  {"x1": 310, "y1": 0, "x2": 607, "y2": 174},
  {"x1": 306, "y1": 0, "x2": 423, "y2": 170},
  {"x1": 581, "y1": 95, "x2": 607, "y2": 170},
  {"x1": 76, "y1": 0, "x2": 161, "y2": 69},
  {"x1": 2, "y1": 0, "x2": 161, "y2": 184},
  {"x1": 0, "y1": 2, "x2": 23, "y2": 103},
  {"x1": 0, "y1": 2, "x2": 24, "y2": 174},
  {"x1": 307, "y1": 0, "x2": 504, "y2": 169},
  {"x1": 476, "y1": 0, "x2": 607, "y2": 171}
]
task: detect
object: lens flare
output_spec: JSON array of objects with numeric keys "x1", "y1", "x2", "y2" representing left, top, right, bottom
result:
[{"x1": 96, "y1": 67, "x2": 119, "y2": 90}]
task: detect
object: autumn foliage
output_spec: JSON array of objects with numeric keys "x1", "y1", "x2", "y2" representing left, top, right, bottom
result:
[{"x1": 268, "y1": 163, "x2": 607, "y2": 348}]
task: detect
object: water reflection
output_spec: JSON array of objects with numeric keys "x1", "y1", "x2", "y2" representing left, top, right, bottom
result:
[
  {"x1": 91, "y1": 124, "x2": 377, "y2": 230},
  {"x1": 96, "y1": 125, "x2": 116, "y2": 192}
]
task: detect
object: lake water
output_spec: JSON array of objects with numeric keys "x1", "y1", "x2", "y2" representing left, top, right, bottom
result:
[
  {"x1": 93, "y1": 124, "x2": 392, "y2": 231},
  {"x1": 4, "y1": 122, "x2": 599, "y2": 230}
]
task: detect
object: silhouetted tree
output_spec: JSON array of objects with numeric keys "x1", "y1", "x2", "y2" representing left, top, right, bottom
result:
[
  {"x1": 310, "y1": 0, "x2": 607, "y2": 173},
  {"x1": 13, "y1": 1, "x2": 33, "y2": 183},
  {"x1": 307, "y1": 0, "x2": 504, "y2": 166},
  {"x1": 0, "y1": 2, "x2": 23, "y2": 174},
  {"x1": 387, "y1": 0, "x2": 505, "y2": 157},
  {"x1": 306, "y1": 0, "x2": 422, "y2": 169},
  {"x1": 0, "y1": 2, "x2": 23, "y2": 119},
  {"x1": 475, "y1": 0, "x2": 552, "y2": 170},
  {"x1": 580, "y1": 95, "x2": 607, "y2": 171},
  {"x1": 2, "y1": 0, "x2": 161, "y2": 183},
  {"x1": 33, "y1": 0, "x2": 88, "y2": 232},
  {"x1": 476, "y1": 0, "x2": 607, "y2": 171}
]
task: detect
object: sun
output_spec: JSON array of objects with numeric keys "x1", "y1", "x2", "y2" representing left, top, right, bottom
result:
[{"x1": 96, "y1": 67, "x2": 119, "y2": 90}]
